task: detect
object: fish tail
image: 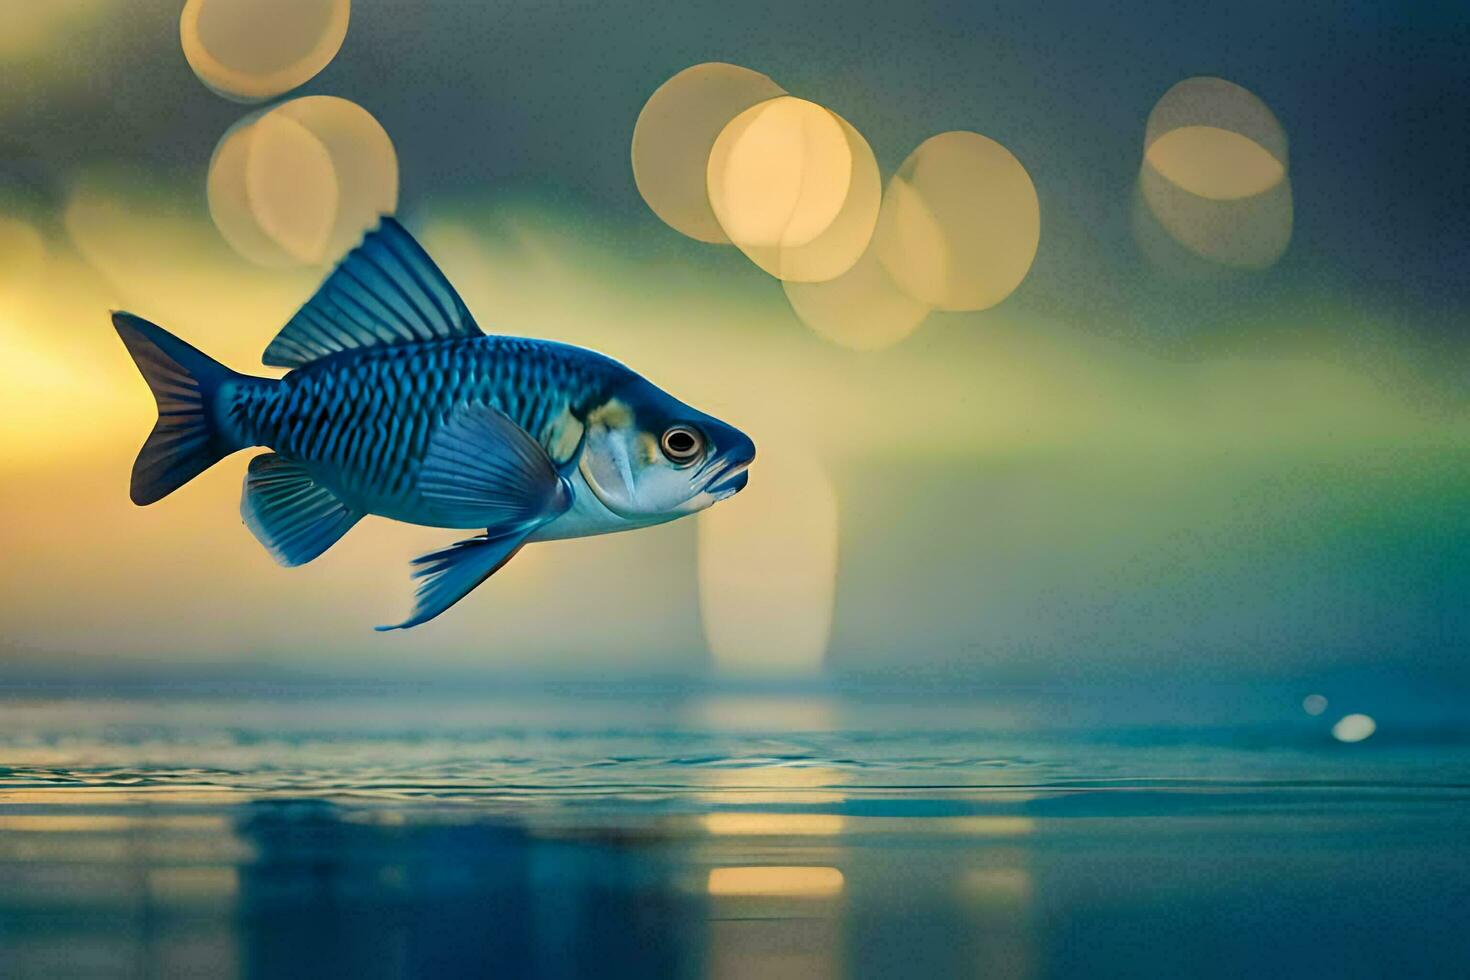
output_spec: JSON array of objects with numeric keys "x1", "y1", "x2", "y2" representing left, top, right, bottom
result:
[{"x1": 112, "y1": 311, "x2": 256, "y2": 505}]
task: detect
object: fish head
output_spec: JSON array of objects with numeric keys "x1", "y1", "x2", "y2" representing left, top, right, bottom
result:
[{"x1": 578, "y1": 376, "x2": 755, "y2": 522}]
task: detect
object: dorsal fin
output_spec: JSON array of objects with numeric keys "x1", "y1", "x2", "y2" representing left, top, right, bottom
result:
[{"x1": 263, "y1": 217, "x2": 483, "y2": 369}]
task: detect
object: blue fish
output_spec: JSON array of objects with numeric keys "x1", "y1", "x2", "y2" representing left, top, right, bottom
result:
[{"x1": 114, "y1": 218, "x2": 754, "y2": 629}]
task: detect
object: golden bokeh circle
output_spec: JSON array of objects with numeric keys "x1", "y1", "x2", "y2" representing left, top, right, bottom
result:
[
  {"x1": 783, "y1": 241, "x2": 930, "y2": 351},
  {"x1": 632, "y1": 63, "x2": 786, "y2": 244},
  {"x1": 707, "y1": 97, "x2": 852, "y2": 251},
  {"x1": 208, "y1": 117, "x2": 299, "y2": 267},
  {"x1": 272, "y1": 95, "x2": 399, "y2": 261},
  {"x1": 181, "y1": 0, "x2": 350, "y2": 103},
  {"x1": 708, "y1": 98, "x2": 881, "y2": 283},
  {"x1": 244, "y1": 109, "x2": 340, "y2": 264},
  {"x1": 875, "y1": 131, "x2": 1041, "y2": 312},
  {"x1": 1137, "y1": 76, "x2": 1292, "y2": 269},
  {"x1": 207, "y1": 96, "x2": 397, "y2": 267},
  {"x1": 1145, "y1": 76, "x2": 1287, "y2": 168},
  {"x1": 1146, "y1": 126, "x2": 1285, "y2": 201}
]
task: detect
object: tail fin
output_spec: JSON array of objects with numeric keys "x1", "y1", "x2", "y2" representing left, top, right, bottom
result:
[{"x1": 113, "y1": 312, "x2": 246, "y2": 505}]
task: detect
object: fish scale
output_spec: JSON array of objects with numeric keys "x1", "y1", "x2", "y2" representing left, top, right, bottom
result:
[{"x1": 231, "y1": 336, "x2": 622, "y2": 516}]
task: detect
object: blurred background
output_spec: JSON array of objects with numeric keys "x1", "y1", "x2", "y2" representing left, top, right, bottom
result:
[
  {"x1": 4, "y1": 5, "x2": 1470, "y2": 978},
  {"x1": 1, "y1": 0, "x2": 1467, "y2": 704}
]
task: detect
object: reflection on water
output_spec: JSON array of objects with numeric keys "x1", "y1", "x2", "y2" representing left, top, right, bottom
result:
[
  {"x1": 0, "y1": 687, "x2": 1468, "y2": 978},
  {"x1": 237, "y1": 801, "x2": 699, "y2": 978}
]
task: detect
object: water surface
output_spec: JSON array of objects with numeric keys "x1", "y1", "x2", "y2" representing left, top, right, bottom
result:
[{"x1": 1, "y1": 684, "x2": 1466, "y2": 978}]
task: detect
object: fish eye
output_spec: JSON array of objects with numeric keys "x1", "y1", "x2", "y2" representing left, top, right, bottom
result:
[{"x1": 659, "y1": 425, "x2": 704, "y2": 465}]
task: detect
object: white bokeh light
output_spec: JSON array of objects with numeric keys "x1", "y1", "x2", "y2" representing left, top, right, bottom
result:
[{"x1": 1331, "y1": 714, "x2": 1376, "y2": 743}]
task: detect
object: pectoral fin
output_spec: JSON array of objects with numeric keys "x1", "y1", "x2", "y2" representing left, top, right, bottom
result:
[
  {"x1": 417, "y1": 401, "x2": 572, "y2": 529},
  {"x1": 374, "y1": 530, "x2": 530, "y2": 631}
]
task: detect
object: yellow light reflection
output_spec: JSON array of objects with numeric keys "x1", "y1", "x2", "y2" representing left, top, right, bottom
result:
[
  {"x1": 180, "y1": 0, "x2": 350, "y2": 103},
  {"x1": 720, "y1": 105, "x2": 882, "y2": 283},
  {"x1": 875, "y1": 174, "x2": 949, "y2": 305},
  {"x1": 685, "y1": 696, "x2": 838, "y2": 731},
  {"x1": 0, "y1": 836, "x2": 132, "y2": 864},
  {"x1": 939, "y1": 817, "x2": 1036, "y2": 837},
  {"x1": 208, "y1": 118, "x2": 298, "y2": 267},
  {"x1": 1146, "y1": 126, "x2": 1285, "y2": 201},
  {"x1": 0, "y1": 814, "x2": 137, "y2": 832},
  {"x1": 708, "y1": 97, "x2": 851, "y2": 248},
  {"x1": 274, "y1": 95, "x2": 400, "y2": 261},
  {"x1": 961, "y1": 867, "x2": 1033, "y2": 903},
  {"x1": 783, "y1": 235, "x2": 931, "y2": 351},
  {"x1": 147, "y1": 867, "x2": 239, "y2": 903},
  {"x1": 245, "y1": 109, "x2": 339, "y2": 263},
  {"x1": 632, "y1": 63, "x2": 786, "y2": 244},
  {"x1": 875, "y1": 131, "x2": 1040, "y2": 311},
  {"x1": 806, "y1": 814, "x2": 1038, "y2": 834},
  {"x1": 1137, "y1": 76, "x2": 1292, "y2": 269},
  {"x1": 701, "y1": 813, "x2": 846, "y2": 836},
  {"x1": 1144, "y1": 76, "x2": 1287, "y2": 165},
  {"x1": 0, "y1": 790, "x2": 243, "y2": 808},
  {"x1": 696, "y1": 762, "x2": 845, "y2": 806},
  {"x1": 208, "y1": 95, "x2": 398, "y2": 266},
  {"x1": 962, "y1": 863, "x2": 1036, "y2": 977},
  {"x1": 707, "y1": 866, "x2": 844, "y2": 898},
  {"x1": 697, "y1": 446, "x2": 839, "y2": 675}
]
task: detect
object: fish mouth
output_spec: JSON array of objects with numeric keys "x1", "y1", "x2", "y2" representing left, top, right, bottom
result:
[{"x1": 705, "y1": 459, "x2": 751, "y2": 498}]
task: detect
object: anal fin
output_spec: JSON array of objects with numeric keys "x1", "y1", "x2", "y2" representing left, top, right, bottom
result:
[
  {"x1": 375, "y1": 530, "x2": 530, "y2": 631},
  {"x1": 242, "y1": 453, "x2": 362, "y2": 567},
  {"x1": 375, "y1": 400, "x2": 573, "y2": 630}
]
